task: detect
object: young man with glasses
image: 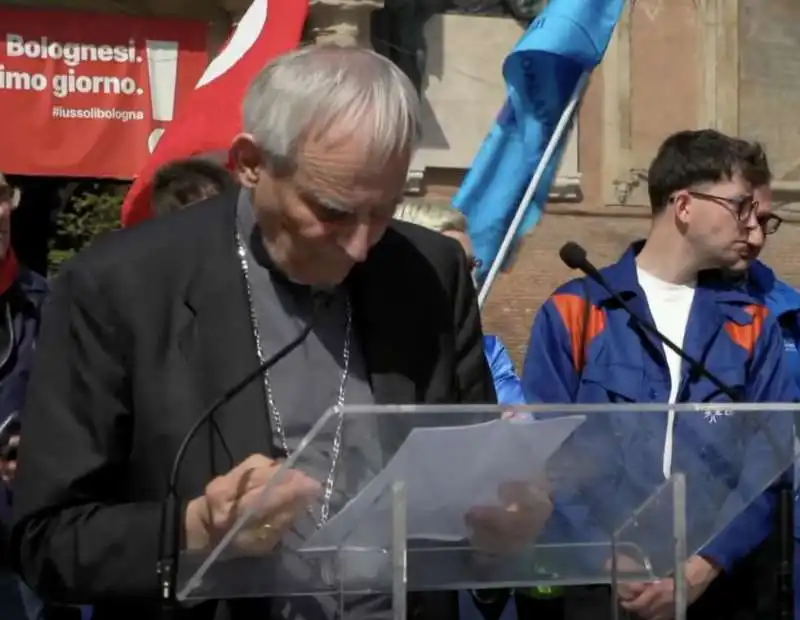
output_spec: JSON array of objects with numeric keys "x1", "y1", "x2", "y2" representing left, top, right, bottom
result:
[
  {"x1": 725, "y1": 146, "x2": 795, "y2": 381},
  {"x1": 521, "y1": 129, "x2": 797, "y2": 620}
]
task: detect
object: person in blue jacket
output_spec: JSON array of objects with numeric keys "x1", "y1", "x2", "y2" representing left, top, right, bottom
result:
[
  {"x1": 0, "y1": 176, "x2": 48, "y2": 620},
  {"x1": 726, "y1": 162, "x2": 800, "y2": 620},
  {"x1": 522, "y1": 130, "x2": 796, "y2": 620},
  {"x1": 745, "y1": 258, "x2": 800, "y2": 620}
]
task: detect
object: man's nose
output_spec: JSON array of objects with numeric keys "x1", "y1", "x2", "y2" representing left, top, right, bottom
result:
[
  {"x1": 746, "y1": 223, "x2": 765, "y2": 248},
  {"x1": 340, "y1": 222, "x2": 371, "y2": 263}
]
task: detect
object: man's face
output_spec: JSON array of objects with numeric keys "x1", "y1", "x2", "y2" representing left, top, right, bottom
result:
[
  {"x1": 234, "y1": 127, "x2": 408, "y2": 287},
  {"x1": 672, "y1": 174, "x2": 770, "y2": 272},
  {"x1": 745, "y1": 184, "x2": 774, "y2": 263}
]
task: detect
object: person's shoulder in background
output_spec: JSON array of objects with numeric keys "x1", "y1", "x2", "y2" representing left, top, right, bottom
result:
[
  {"x1": 51, "y1": 187, "x2": 238, "y2": 300},
  {"x1": 365, "y1": 219, "x2": 475, "y2": 328},
  {"x1": 748, "y1": 260, "x2": 800, "y2": 325},
  {"x1": 380, "y1": 219, "x2": 470, "y2": 279},
  {"x1": 747, "y1": 260, "x2": 800, "y2": 397},
  {"x1": 369, "y1": 219, "x2": 496, "y2": 405},
  {"x1": 15, "y1": 265, "x2": 48, "y2": 312}
]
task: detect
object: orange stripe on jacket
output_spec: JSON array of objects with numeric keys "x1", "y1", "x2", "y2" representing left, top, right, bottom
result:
[
  {"x1": 551, "y1": 293, "x2": 607, "y2": 370},
  {"x1": 724, "y1": 304, "x2": 769, "y2": 356}
]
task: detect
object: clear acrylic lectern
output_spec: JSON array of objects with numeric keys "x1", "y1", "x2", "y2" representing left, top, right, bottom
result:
[{"x1": 175, "y1": 403, "x2": 796, "y2": 619}]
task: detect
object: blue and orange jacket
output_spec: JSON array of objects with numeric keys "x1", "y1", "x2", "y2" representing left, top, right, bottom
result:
[
  {"x1": 747, "y1": 260, "x2": 800, "y2": 389},
  {"x1": 744, "y1": 260, "x2": 800, "y2": 619},
  {"x1": 521, "y1": 244, "x2": 796, "y2": 573}
]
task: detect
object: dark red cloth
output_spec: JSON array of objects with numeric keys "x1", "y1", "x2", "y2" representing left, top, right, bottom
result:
[
  {"x1": 120, "y1": 0, "x2": 307, "y2": 227},
  {"x1": 0, "y1": 249, "x2": 20, "y2": 296}
]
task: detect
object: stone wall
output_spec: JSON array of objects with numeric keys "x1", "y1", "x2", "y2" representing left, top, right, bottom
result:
[
  {"x1": 471, "y1": 0, "x2": 800, "y2": 366},
  {"x1": 739, "y1": 0, "x2": 800, "y2": 194},
  {"x1": 307, "y1": 0, "x2": 383, "y2": 47},
  {"x1": 8, "y1": 0, "x2": 386, "y2": 53}
]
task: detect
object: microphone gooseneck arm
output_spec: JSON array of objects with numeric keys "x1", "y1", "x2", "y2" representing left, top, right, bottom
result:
[
  {"x1": 559, "y1": 241, "x2": 793, "y2": 620},
  {"x1": 559, "y1": 242, "x2": 740, "y2": 400},
  {"x1": 157, "y1": 292, "x2": 331, "y2": 610}
]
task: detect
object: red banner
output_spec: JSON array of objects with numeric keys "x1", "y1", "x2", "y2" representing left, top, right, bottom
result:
[{"x1": 0, "y1": 8, "x2": 208, "y2": 179}]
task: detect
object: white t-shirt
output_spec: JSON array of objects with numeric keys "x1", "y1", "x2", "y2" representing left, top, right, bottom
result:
[{"x1": 636, "y1": 267, "x2": 696, "y2": 479}]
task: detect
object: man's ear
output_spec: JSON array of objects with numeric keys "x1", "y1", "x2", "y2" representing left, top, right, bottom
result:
[
  {"x1": 230, "y1": 133, "x2": 263, "y2": 188},
  {"x1": 673, "y1": 192, "x2": 691, "y2": 225}
]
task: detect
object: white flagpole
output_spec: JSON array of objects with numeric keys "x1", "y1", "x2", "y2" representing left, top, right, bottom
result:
[{"x1": 477, "y1": 70, "x2": 591, "y2": 309}]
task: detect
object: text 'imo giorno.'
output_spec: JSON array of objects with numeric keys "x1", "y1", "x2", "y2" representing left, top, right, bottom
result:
[
  {"x1": 0, "y1": 11, "x2": 206, "y2": 178},
  {"x1": 1, "y1": 34, "x2": 148, "y2": 101}
]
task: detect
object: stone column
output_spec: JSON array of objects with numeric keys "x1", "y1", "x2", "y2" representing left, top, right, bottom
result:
[
  {"x1": 697, "y1": 0, "x2": 740, "y2": 135},
  {"x1": 601, "y1": 0, "x2": 633, "y2": 206},
  {"x1": 307, "y1": 0, "x2": 424, "y2": 193},
  {"x1": 308, "y1": 0, "x2": 384, "y2": 48}
]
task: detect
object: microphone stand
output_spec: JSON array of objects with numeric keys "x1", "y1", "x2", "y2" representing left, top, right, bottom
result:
[
  {"x1": 156, "y1": 292, "x2": 331, "y2": 614},
  {"x1": 559, "y1": 242, "x2": 794, "y2": 620},
  {"x1": 777, "y1": 485, "x2": 794, "y2": 620}
]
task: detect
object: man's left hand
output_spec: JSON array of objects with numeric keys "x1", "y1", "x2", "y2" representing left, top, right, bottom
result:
[
  {"x1": 0, "y1": 434, "x2": 19, "y2": 484},
  {"x1": 620, "y1": 555, "x2": 720, "y2": 620},
  {"x1": 465, "y1": 479, "x2": 553, "y2": 553}
]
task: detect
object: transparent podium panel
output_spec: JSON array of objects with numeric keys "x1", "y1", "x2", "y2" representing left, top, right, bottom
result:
[{"x1": 176, "y1": 403, "x2": 795, "y2": 616}]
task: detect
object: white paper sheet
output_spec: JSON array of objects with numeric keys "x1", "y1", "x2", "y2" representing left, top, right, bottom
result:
[{"x1": 305, "y1": 415, "x2": 585, "y2": 550}]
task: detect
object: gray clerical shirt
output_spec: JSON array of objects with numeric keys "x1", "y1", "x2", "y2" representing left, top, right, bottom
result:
[{"x1": 235, "y1": 191, "x2": 390, "y2": 620}]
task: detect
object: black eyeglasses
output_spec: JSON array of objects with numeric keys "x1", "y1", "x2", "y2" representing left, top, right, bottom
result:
[
  {"x1": 757, "y1": 213, "x2": 783, "y2": 235},
  {"x1": 686, "y1": 190, "x2": 783, "y2": 235}
]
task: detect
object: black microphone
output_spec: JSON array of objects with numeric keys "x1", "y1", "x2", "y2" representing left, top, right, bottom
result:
[
  {"x1": 156, "y1": 291, "x2": 333, "y2": 611},
  {"x1": 559, "y1": 241, "x2": 793, "y2": 620}
]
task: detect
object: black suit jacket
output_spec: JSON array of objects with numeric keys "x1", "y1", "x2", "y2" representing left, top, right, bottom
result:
[{"x1": 10, "y1": 190, "x2": 496, "y2": 620}]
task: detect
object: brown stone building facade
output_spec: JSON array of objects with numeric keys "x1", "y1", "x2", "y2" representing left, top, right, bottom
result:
[{"x1": 430, "y1": 0, "x2": 800, "y2": 366}]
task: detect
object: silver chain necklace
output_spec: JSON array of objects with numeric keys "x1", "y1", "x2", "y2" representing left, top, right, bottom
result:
[{"x1": 236, "y1": 232, "x2": 349, "y2": 527}]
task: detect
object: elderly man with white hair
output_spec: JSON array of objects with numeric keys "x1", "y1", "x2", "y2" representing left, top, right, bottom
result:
[{"x1": 6, "y1": 46, "x2": 547, "y2": 620}]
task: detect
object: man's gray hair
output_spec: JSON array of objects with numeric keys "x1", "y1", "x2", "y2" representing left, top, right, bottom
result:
[
  {"x1": 394, "y1": 200, "x2": 468, "y2": 234},
  {"x1": 243, "y1": 45, "x2": 421, "y2": 173}
]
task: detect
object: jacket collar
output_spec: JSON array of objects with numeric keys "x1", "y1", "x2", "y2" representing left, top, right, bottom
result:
[
  {"x1": 583, "y1": 241, "x2": 766, "y2": 370},
  {"x1": 747, "y1": 259, "x2": 800, "y2": 319},
  {"x1": 15, "y1": 268, "x2": 47, "y2": 295},
  {"x1": 597, "y1": 241, "x2": 757, "y2": 307},
  {"x1": 586, "y1": 240, "x2": 764, "y2": 353}
]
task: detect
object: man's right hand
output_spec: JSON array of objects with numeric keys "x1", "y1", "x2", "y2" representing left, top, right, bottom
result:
[
  {"x1": 184, "y1": 454, "x2": 322, "y2": 552},
  {"x1": 465, "y1": 479, "x2": 553, "y2": 554}
]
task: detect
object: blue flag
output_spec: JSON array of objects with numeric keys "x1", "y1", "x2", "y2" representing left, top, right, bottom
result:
[{"x1": 453, "y1": 0, "x2": 624, "y2": 283}]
